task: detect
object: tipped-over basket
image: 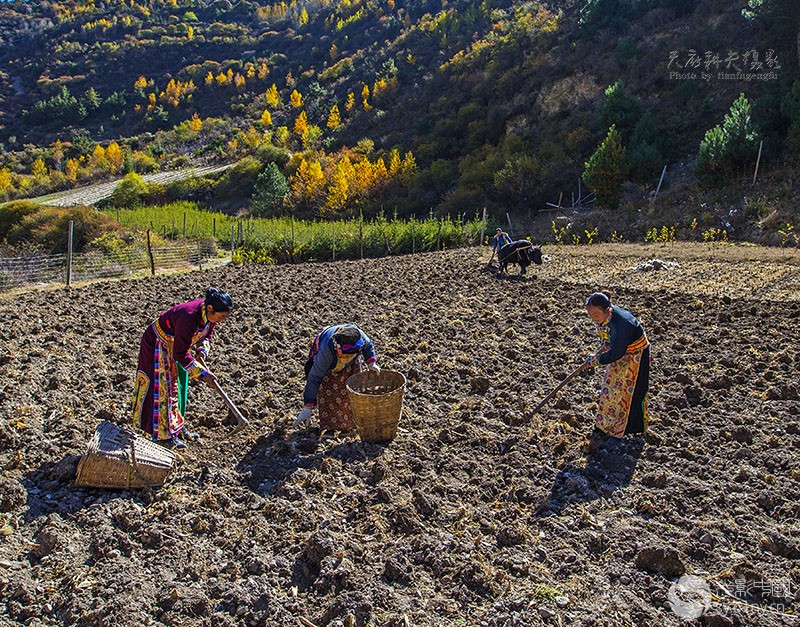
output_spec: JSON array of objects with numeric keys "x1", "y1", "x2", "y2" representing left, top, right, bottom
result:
[
  {"x1": 346, "y1": 369, "x2": 406, "y2": 443},
  {"x1": 74, "y1": 420, "x2": 175, "y2": 489}
]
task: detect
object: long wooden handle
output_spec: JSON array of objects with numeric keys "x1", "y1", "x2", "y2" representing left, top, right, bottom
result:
[
  {"x1": 530, "y1": 363, "x2": 588, "y2": 415},
  {"x1": 209, "y1": 378, "x2": 247, "y2": 424}
]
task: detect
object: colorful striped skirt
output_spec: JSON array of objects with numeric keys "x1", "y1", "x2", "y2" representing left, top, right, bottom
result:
[
  {"x1": 595, "y1": 337, "x2": 650, "y2": 438},
  {"x1": 131, "y1": 324, "x2": 186, "y2": 441}
]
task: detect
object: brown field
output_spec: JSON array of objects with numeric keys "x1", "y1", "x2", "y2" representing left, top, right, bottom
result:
[{"x1": 1, "y1": 243, "x2": 799, "y2": 626}]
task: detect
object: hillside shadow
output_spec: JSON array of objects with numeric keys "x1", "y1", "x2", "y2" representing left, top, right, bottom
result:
[
  {"x1": 236, "y1": 427, "x2": 388, "y2": 495},
  {"x1": 536, "y1": 433, "x2": 644, "y2": 516}
]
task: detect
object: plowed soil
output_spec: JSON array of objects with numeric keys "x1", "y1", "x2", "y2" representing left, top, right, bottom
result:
[{"x1": 1, "y1": 243, "x2": 799, "y2": 627}]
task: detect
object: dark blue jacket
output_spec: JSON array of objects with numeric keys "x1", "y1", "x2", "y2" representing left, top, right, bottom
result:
[
  {"x1": 303, "y1": 324, "x2": 377, "y2": 405},
  {"x1": 597, "y1": 306, "x2": 646, "y2": 365}
]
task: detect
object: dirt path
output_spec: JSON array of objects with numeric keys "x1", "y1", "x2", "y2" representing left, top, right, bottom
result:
[
  {"x1": 28, "y1": 164, "x2": 231, "y2": 207},
  {"x1": 1, "y1": 243, "x2": 798, "y2": 626}
]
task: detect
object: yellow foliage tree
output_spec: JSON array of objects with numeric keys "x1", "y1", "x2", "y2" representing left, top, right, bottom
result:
[
  {"x1": 32, "y1": 158, "x2": 48, "y2": 180},
  {"x1": 257, "y1": 62, "x2": 270, "y2": 80},
  {"x1": 400, "y1": 151, "x2": 418, "y2": 180},
  {"x1": 90, "y1": 144, "x2": 107, "y2": 169},
  {"x1": 326, "y1": 104, "x2": 341, "y2": 129},
  {"x1": 0, "y1": 167, "x2": 13, "y2": 195},
  {"x1": 299, "y1": 7, "x2": 308, "y2": 25},
  {"x1": 187, "y1": 25, "x2": 194, "y2": 39},
  {"x1": 294, "y1": 110, "x2": 309, "y2": 137},
  {"x1": 388, "y1": 149, "x2": 401, "y2": 176},
  {"x1": 291, "y1": 157, "x2": 325, "y2": 208},
  {"x1": 325, "y1": 156, "x2": 354, "y2": 214},
  {"x1": 265, "y1": 84, "x2": 281, "y2": 108},
  {"x1": 106, "y1": 141, "x2": 124, "y2": 174},
  {"x1": 188, "y1": 113, "x2": 203, "y2": 132},
  {"x1": 329, "y1": 43, "x2": 339, "y2": 61},
  {"x1": 374, "y1": 157, "x2": 389, "y2": 185},
  {"x1": 205, "y1": 71, "x2": 214, "y2": 86},
  {"x1": 274, "y1": 126, "x2": 290, "y2": 147},
  {"x1": 290, "y1": 89, "x2": 304, "y2": 108},
  {"x1": 65, "y1": 159, "x2": 79, "y2": 182},
  {"x1": 260, "y1": 109, "x2": 273, "y2": 127},
  {"x1": 361, "y1": 85, "x2": 371, "y2": 111},
  {"x1": 134, "y1": 75, "x2": 149, "y2": 90},
  {"x1": 345, "y1": 92, "x2": 355, "y2": 111}
]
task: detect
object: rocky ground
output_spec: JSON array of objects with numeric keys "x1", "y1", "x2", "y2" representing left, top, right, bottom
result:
[{"x1": 1, "y1": 243, "x2": 799, "y2": 627}]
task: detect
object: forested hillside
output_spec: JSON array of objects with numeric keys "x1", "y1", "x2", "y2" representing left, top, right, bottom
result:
[{"x1": 1, "y1": 0, "x2": 798, "y2": 227}]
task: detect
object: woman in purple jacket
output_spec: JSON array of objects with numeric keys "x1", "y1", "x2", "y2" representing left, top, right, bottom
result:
[{"x1": 131, "y1": 287, "x2": 233, "y2": 448}]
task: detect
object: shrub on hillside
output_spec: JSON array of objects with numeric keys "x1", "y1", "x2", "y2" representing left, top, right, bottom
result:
[
  {"x1": 213, "y1": 157, "x2": 262, "y2": 211},
  {"x1": 108, "y1": 172, "x2": 149, "y2": 208},
  {"x1": 7, "y1": 205, "x2": 120, "y2": 253},
  {"x1": 0, "y1": 201, "x2": 40, "y2": 241},
  {"x1": 696, "y1": 93, "x2": 760, "y2": 186}
]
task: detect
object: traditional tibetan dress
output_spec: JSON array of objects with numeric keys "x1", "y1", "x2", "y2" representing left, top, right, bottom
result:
[
  {"x1": 594, "y1": 305, "x2": 650, "y2": 437},
  {"x1": 132, "y1": 299, "x2": 213, "y2": 441},
  {"x1": 304, "y1": 325, "x2": 377, "y2": 431}
]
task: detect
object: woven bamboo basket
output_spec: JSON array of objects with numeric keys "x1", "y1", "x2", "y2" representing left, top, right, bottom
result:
[
  {"x1": 346, "y1": 370, "x2": 406, "y2": 443},
  {"x1": 74, "y1": 421, "x2": 175, "y2": 489}
]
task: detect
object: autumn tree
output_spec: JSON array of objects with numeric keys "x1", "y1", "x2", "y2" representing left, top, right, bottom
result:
[
  {"x1": 294, "y1": 111, "x2": 309, "y2": 138},
  {"x1": 325, "y1": 156, "x2": 354, "y2": 214},
  {"x1": 290, "y1": 89, "x2": 304, "y2": 108},
  {"x1": 106, "y1": 141, "x2": 124, "y2": 174},
  {"x1": 361, "y1": 85, "x2": 371, "y2": 111},
  {"x1": 0, "y1": 168, "x2": 13, "y2": 197},
  {"x1": 327, "y1": 104, "x2": 341, "y2": 129},
  {"x1": 32, "y1": 158, "x2": 48, "y2": 180},
  {"x1": 260, "y1": 109, "x2": 273, "y2": 127},
  {"x1": 265, "y1": 84, "x2": 281, "y2": 108},
  {"x1": 291, "y1": 157, "x2": 326, "y2": 210}
]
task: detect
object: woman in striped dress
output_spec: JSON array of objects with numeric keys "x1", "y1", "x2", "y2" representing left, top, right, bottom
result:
[
  {"x1": 585, "y1": 292, "x2": 650, "y2": 438},
  {"x1": 131, "y1": 287, "x2": 233, "y2": 448}
]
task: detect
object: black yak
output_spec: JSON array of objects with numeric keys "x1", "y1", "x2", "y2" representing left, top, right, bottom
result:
[{"x1": 498, "y1": 240, "x2": 542, "y2": 275}]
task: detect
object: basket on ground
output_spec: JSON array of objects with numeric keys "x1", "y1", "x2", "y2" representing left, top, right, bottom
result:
[
  {"x1": 74, "y1": 420, "x2": 175, "y2": 489},
  {"x1": 346, "y1": 369, "x2": 406, "y2": 443}
]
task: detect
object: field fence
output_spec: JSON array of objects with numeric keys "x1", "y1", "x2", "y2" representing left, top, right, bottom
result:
[{"x1": 0, "y1": 243, "x2": 207, "y2": 291}]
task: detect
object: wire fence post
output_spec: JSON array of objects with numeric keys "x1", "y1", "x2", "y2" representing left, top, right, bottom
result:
[
  {"x1": 66, "y1": 220, "x2": 74, "y2": 287},
  {"x1": 290, "y1": 214, "x2": 295, "y2": 264},
  {"x1": 752, "y1": 140, "x2": 764, "y2": 186},
  {"x1": 359, "y1": 210, "x2": 364, "y2": 259},
  {"x1": 506, "y1": 212, "x2": 513, "y2": 238},
  {"x1": 146, "y1": 228, "x2": 155, "y2": 276},
  {"x1": 480, "y1": 207, "x2": 487, "y2": 246},
  {"x1": 230, "y1": 225, "x2": 235, "y2": 255},
  {"x1": 332, "y1": 222, "x2": 336, "y2": 262},
  {"x1": 213, "y1": 217, "x2": 216, "y2": 238},
  {"x1": 653, "y1": 165, "x2": 667, "y2": 200}
]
